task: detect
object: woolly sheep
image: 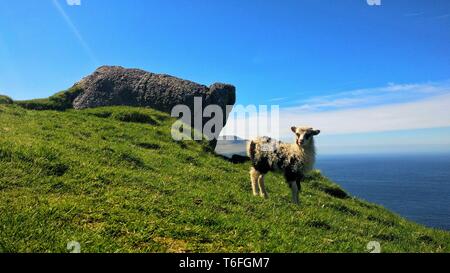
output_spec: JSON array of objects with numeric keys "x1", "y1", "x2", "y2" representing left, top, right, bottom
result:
[{"x1": 246, "y1": 126, "x2": 320, "y2": 204}]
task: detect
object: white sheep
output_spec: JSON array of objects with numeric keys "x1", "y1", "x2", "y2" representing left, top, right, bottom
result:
[{"x1": 246, "y1": 126, "x2": 320, "y2": 204}]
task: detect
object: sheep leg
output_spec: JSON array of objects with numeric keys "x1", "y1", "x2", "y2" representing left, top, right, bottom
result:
[
  {"x1": 290, "y1": 181, "x2": 300, "y2": 204},
  {"x1": 258, "y1": 175, "x2": 269, "y2": 199},
  {"x1": 250, "y1": 168, "x2": 260, "y2": 196}
]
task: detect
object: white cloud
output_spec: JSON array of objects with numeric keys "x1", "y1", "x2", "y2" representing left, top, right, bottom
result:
[
  {"x1": 281, "y1": 92, "x2": 450, "y2": 136},
  {"x1": 290, "y1": 81, "x2": 450, "y2": 112},
  {"x1": 222, "y1": 81, "x2": 450, "y2": 140}
]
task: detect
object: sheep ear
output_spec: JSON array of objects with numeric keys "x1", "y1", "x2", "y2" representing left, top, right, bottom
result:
[
  {"x1": 291, "y1": 127, "x2": 297, "y2": 133},
  {"x1": 312, "y1": 130, "x2": 321, "y2": 136}
]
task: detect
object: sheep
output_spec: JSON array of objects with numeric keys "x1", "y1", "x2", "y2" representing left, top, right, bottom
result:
[{"x1": 246, "y1": 126, "x2": 320, "y2": 204}]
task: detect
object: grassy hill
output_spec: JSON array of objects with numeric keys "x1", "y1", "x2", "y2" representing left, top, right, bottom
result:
[{"x1": 0, "y1": 102, "x2": 449, "y2": 253}]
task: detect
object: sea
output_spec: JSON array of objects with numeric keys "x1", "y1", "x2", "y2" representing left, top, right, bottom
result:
[
  {"x1": 215, "y1": 137, "x2": 450, "y2": 230},
  {"x1": 316, "y1": 154, "x2": 450, "y2": 230}
]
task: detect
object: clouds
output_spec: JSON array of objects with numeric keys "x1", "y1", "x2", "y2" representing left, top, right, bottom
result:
[
  {"x1": 291, "y1": 81, "x2": 450, "y2": 112},
  {"x1": 281, "y1": 92, "x2": 450, "y2": 136},
  {"x1": 222, "y1": 81, "x2": 450, "y2": 141},
  {"x1": 277, "y1": 81, "x2": 450, "y2": 136}
]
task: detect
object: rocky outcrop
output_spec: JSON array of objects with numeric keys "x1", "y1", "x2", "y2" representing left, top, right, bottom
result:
[{"x1": 72, "y1": 66, "x2": 236, "y2": 146}]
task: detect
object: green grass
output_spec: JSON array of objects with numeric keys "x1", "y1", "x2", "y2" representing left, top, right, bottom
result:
[
  {"x1": 0, "y1": 95, "x2": 13, "y2": 105},
  {"x1": 0, "y1": 104, "x2": 449, "y2": 253},
  {"x1": 14, "y1": 86, "x2": 83, "y2": 111}
]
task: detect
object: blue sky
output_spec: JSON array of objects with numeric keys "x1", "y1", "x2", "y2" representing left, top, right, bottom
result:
[{"x1": 1, "y1": 0, "x2": 449, "y2": 154}]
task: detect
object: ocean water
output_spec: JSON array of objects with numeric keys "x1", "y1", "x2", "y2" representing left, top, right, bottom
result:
[{"x1": 316, "y1": 154, "x2": 450, "y2": 230}]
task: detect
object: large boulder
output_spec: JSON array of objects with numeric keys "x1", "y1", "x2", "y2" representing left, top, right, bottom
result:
[{"x1": 72, "y1": 66, "x2": 236, "y2": 146}]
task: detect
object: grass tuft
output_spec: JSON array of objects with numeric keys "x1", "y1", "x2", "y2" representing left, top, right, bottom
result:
[
  {"x1": 0, "y1": 95, "x2": 13, "y2": 105},
  {"x1": 309, "y1": 180, "x2": 349, "y2": 199},
  {"x1": 15, "y1": 86, "x2": 83, "y2": 111},
  {"x1": 112, "y1": 110, "x2": 157, "y2": 124}
]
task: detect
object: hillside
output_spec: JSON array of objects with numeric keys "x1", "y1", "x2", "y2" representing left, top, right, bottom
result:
[{"x1": 0, "y1": 103, "x2": 449, "y2": 253}]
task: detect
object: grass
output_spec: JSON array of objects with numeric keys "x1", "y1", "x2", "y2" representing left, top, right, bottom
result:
[
  {"x1": 0, "y1": 95, "x2": 13, "y2": 105},
  {"x1": 14, "y1": 86, "x2": 83, "y2": 111},
  {"x1": 0, "y1": 104, "x2": 449, "y2": 253}
]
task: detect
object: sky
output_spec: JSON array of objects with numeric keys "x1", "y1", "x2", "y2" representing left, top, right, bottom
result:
[{"x1": 0, "y1": 0, "x2": 449, "y2": 154}]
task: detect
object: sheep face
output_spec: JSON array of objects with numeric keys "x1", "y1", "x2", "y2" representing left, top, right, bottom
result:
[{"x1": 291, "y1": 126, "x2": 320, "y2": 147}]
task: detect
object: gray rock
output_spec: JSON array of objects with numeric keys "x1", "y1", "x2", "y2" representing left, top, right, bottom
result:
[{"x1": 72, "y1": 66, "x2": 236, "y2": 146}]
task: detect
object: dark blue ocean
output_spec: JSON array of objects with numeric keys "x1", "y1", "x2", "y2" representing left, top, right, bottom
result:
[{"x1": 316, "y1": 154, "x2": 450, "y2": 230}]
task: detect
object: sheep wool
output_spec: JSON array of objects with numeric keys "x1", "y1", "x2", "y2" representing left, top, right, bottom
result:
[{"x1": 246, "y1": 126, "x2": 320, "y2": 204}]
